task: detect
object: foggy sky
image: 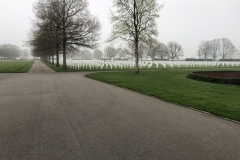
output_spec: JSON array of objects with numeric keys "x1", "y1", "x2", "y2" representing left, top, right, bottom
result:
[{"x1": 0, "y1": 0, "x2": 239, "y2": 58}]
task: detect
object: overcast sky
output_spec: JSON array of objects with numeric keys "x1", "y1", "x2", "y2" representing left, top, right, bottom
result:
[{"x1": 0, "y1": 0, "x2": 240, "y2": 58}]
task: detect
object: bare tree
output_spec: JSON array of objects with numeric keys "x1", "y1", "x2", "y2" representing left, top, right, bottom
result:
[
  {"x1": 31, "y1": 0, "x2": 62, "y2": 65},
  {"x1": 146, "y1": 39, "x2": 161, "y2": 61},
  {"x1": 128, "y1": 41, "x2": 147, "y2": 60},
  {"x1": 197, "y1": 41, "x2": 211, "y2": 60},
  {"x1": 220, "y1": 38, "x2": 236, "y2": 59},
  {"x1": 117, "y1": 48, "x2": 125, "y2": 59},
  {"x1": 93, "y1": 50, "x2": 103, "y2": 59},
  {"x1": 123, "y1": 48, "x2": 132, "y2": 59},
  {"x1": 21, "y1": 49, "x2": 29, "y2": 59},
  {"x1": 108, "y1": 0, "x2": 164, "y2": 73},
  {"x1": 28, "y1": 21, "x2": 56, "y2": 63},
  {"x1": 166, "y1": 41, "x2": 183, "y2": 60},
  {"x1": 83, "y1": 50, "x2": 93, "y2": 59},
  {"x1": 76, "y1": 50, "x2": 85, "y2": 59},
  {"x1": 67, "y1": 48, "x2": 79, "y2": 59},
  {"x1": 209, "y1": 39, "x2": 221, "y2": 61},
  {"x1": 158, "y1": 43, "x2": 168, "y2": 59},
  {"x1": 104, "y1": 46, "x2": 117, "y2": 59},
  {"x1": 30, "y1": 0, "x2": 101, "y2": 69}
]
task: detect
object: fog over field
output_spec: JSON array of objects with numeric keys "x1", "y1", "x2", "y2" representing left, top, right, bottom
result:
[{"x1": 0, "y1": 0, "x2": 240, "y2": 58}]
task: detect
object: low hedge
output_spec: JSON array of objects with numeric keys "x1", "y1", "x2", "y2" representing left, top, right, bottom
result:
[
  {"x1": 219, "y1": 59, "x2": 240, "y2": 61},
  {"x1": 185, "y1": 58, "x2": 214, "y2": 61},
  {"x1": 187, "y1": 71, "x2": 240, "y2": 85}
]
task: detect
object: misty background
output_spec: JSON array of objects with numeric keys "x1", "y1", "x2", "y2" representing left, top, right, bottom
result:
[{"x1": 0, "y1": 0, "x2": 239, "y2": 58}]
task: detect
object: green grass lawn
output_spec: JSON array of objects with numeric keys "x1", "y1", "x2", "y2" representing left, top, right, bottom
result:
[
  {"x1": 85, "y1": 68, "x2": 240, "y2": 122},
  {"x1": 0, "y1": 60, "x2": 35, "y2": 73}
]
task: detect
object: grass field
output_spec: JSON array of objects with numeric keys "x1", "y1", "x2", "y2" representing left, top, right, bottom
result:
[
  {"x1": 85, "y1": 68, "x2": 240, "y2": 122},
  {"x1": 0, "y1": 60, "x2": 35, "y2": 73}
]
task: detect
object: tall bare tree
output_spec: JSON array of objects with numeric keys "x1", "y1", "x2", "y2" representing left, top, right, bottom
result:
[
  {"x1": 93, "y1": 50, "x2": 103, "y2": 59},
  {"x1": 83, "y1": 50, "x2": 93, "y2": 59},
  {"x1": 104, "y1": 46, "x2": 117, "y2": 59},
  {"x1": 116, "y1": 48, "x2": 125, "y2": 59},
  {"x1": 220, "y1": 38, "x2": 236, "y2": 59},
  {"x1": 21, "y1": 49, "x2": 29, "y2": 59},
  {"x1": 128, "y1": 41, "x2": 147, "y2": 60},
  {"x1": 166, "y1": 41, "x2": 183, "y2": 60},
  {"x1": 108, "y1": 0, "x2": 164, "y2": 73},
  {"x1": 158, "y1": 43, "x2": 168, "y2": 59},
  {"x1": 30, "y1": 0, "x2": 101, "y2": 69},
  {"x1": 209, "y1": 39, "x2": 221, "y2": 61},
  {"x1": 197, "y1": 41, "x2": 211, "y2": 60},
  {"x1": 146, "y1": 39, "x2": 162, "y2": 61}
]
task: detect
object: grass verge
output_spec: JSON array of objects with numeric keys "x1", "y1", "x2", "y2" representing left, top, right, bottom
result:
[
  {"x1": 0, "y1": 60, "x2": 35, "y2": 73},
  {"x1": 85, "y1": 68, "x2": 240, "y2": 122}
]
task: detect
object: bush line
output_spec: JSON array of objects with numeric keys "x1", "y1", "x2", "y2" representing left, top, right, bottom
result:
[{"x1": 187, "y1": 71, "x2": 240, "y2": 85}]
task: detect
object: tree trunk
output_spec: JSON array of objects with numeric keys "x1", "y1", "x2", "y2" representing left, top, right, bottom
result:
[
  {"x1": 62, "y1": 40, "x2": 67, "y2": 70},
  {"x1": 135, "y1": 40, "x2": 139, "y2": 74},
  {"x1": 62, "y1": 2, "x2": 67, "y2": 70},
  {"x1": 56, "y1": 45, "x2": 59, "y2": 67},
  {"x1": 52, "y1": 53, "x2": 55, "y2": 65}
]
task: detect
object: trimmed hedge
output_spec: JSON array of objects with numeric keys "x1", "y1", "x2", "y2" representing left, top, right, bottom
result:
[
  {"x1": 185, "y1": 58, "x2": 214, "y2": 61},
  {"x1": 219, "y1": 59, "x2": 240, "y2": 61},
  {"x1": 187, "y1": 71, "x2": 240, "y2": 85}
]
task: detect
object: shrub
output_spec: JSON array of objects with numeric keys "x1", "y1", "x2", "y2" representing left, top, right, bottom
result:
[{"x1": 187, "y1": 71, "x2": 240, "y2": 85}]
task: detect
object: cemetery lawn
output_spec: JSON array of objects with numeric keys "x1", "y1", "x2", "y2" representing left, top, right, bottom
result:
[
  {"x1": 45, "y1": 62, "x2": 137, "y2": 72},
  {"x1": 0, "y1": 60, "x2": 35, "y2": 73},
  {"x1": 85, "y1": 68, "x2": 240, "y2": 122}
]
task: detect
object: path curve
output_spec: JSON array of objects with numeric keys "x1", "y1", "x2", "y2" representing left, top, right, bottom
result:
[{"x1": 0, "y1": 61, "x2": 239, "y2": 159}]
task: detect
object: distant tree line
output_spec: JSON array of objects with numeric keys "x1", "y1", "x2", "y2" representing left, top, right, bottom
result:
[
  {"x1": 0, "y1": 44, "x2": 21, "y2": 61},
  {"x1": 27, "y1": 0, "x2": 101, "y2": 70},
  {"x1": 197, "y1": 38, "x2": 238, "y2": 61},
  {"x1": 103, "y1": 40, "x2": 183, "y2": 61}
]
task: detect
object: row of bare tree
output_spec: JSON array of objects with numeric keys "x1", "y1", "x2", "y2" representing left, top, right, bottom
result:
[
  {"x1": 197, "y1": 38, "x2": 238, "y2": 60},
  {"x1": 104, "y1": 40, "x2": 184, "y2": 61},
  {"x1": 28, "y1": 0, "x2": 101, "y2": 69},
  {"x1": 67, "y1": 40, "x2": 184, "y2": 61}
]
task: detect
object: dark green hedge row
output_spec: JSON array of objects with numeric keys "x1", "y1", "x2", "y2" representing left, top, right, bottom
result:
[
  {"x1": 187, "y1": 71, "x2": 240, "y2": 85},
  {"x1": 185, "y1": 58, "x2": 214, "y2": 61},
  {"x1": 219, "y1": 59, "x2": 240, "y2": 61}
]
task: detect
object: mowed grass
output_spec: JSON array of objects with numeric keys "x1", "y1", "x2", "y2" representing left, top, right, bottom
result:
[
  {"x1": 0, "y1": 60, "x2": 35, "y2": 73},
  {"x1": 85, "y1": 68, "x2": 240, "y2": 122}
]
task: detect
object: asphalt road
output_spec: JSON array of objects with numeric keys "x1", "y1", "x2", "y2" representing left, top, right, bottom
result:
[{"x1": 0, "y1": 61, "x2": 239, "y2": 159}]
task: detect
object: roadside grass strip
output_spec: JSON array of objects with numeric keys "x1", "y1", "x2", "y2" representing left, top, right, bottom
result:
[
  {"x1": 0, "y1": 61, "x2": 35, "y2": 73},
  {"x1": 85, "y1": 68, "x2": 240, "y2": 122}
]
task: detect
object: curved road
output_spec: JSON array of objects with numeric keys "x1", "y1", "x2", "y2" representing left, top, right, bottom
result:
[{"x1": 0, "y1": 61, "x2": 239, "y2": 159}]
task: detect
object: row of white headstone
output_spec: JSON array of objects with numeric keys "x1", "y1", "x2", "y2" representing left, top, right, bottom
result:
[{"x1": 56, "y1": 60, "x2": 240, "y2": 70}]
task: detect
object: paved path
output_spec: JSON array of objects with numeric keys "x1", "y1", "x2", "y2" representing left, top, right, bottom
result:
[
  {"x1": 28, "y1": 60, "x2": 55, "y2": 73},
  {"x1": 0, "y1": 61, "x2": 239, "y2": 159}
]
